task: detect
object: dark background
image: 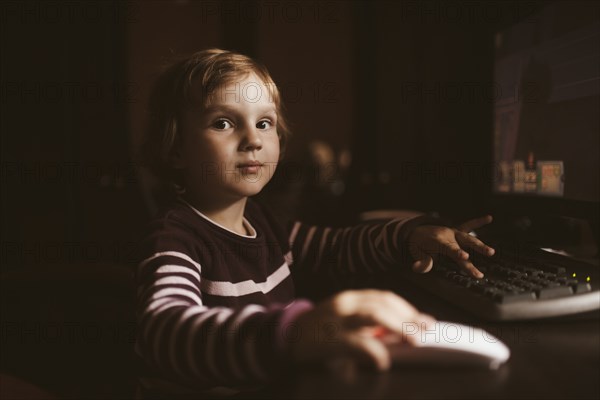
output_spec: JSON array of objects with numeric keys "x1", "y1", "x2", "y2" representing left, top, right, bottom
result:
[
  {"x1": 1, "y1": 0, "x2": 541, "y2": 270},
  {"x1": 3, "y1": 0, "x2": 594, "y2": 398}
]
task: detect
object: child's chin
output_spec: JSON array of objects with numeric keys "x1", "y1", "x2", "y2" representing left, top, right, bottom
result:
[{"x1": 235, "y1": 182, "x2": 268, "y2": 197}]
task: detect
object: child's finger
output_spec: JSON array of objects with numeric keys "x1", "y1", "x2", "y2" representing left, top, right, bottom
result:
[
  {"x1": 343, "y1": 292, "x2": 430, "y2": 335},
  {"x1": 456, "y1": 214, "x2": 493, "y2": 233},
  {"x1": 456, "y1": 232, "x2": 495, "y2": 257},
  {"x1": 455, "y1": 259, "x2": 484, "y2": 279},
  {"x1": 368, "y1": 312, "x2": 436, "y2": 346},
  {"x1": 343, "y1": 333, "x2": 392, "y2": 371},
  {"x1": 408, "y1": 244, "x2": 434, "y2": 273},
  {"x1": 412, "y1": 255, "x2": 433, "y2": 273},
  {"x1": 439, "y1": 240, "x2": 470, "y2": 264}
]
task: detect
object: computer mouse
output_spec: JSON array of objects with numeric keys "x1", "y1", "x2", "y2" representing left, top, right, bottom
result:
[{"x1": 381, "y1": 321, "x2": 510, "y2": 370}]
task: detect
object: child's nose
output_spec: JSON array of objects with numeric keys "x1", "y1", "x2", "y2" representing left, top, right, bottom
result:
[{"x1": 240, "y1": 126, "x2": 263, "y2": 151}]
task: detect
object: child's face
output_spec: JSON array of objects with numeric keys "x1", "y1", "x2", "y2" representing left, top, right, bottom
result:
[{"x1": 177, "y1": 73, "x2": 280, "y2": 203}]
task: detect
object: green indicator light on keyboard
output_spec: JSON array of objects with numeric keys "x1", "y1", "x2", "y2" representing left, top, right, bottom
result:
[
  {"x1": 572, "y1": 273, "x2": 577, "y2": 278},
  {"x1": 586, "y1": 276, "x2": 591, "y2": 282}
]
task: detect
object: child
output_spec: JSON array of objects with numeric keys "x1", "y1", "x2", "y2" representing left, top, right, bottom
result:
[{"x1": 136, "y1": 48, "x2": 495, "y2": 398}]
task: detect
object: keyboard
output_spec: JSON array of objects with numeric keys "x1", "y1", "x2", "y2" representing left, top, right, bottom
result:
[{"x1": 398, "y1": 241, "x2": 600, "y2": 320}]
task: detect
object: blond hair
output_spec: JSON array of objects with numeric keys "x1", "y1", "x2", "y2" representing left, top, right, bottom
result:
[{"x1": 140, "y1": 48, "x2": 291, "y2": 186}]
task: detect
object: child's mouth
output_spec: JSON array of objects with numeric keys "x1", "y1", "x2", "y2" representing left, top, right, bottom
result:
[{"x1": 236, "y1": 161, "x2": 263, "y2": 174}]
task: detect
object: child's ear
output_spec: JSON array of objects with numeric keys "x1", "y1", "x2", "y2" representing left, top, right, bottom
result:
[{"x1": 170, "y1": 145, "x2": 186, "y2": 168}]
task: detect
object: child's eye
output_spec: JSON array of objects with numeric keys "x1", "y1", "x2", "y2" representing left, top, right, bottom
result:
[
  {"x1": 213, "y1": 119, "x2": 233, "y2": 130},
  {"x1": 256, "y1": 120, "x2": 272, "y2": 130}
]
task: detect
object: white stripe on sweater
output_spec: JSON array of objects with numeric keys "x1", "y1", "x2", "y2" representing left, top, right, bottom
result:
[
  {"x1": 357, "y1": 225, "x2": 372, "y2": 273},
  {"x1": 151, "y1": 287, "x2": 203, "y2": 306},
  {"x1": 315, "y1": 227, "x2": 331, "y2": 272},
  {"x1": 155, "y1": 276, "x2": 200, "y2": 290},
  {"x1": 301, "y1": 226, "x2": 317, "y2": 261},
  {"x1": 200, "y1": 262, "x2": 290, "y2": 297},
  {"x1": 155, "y1": 300, "x2": 189, "y2": 313},
  {"x1": 288, "y1": 222, "x2": 301, "y2": 249},
  {"x1": 346, "y1": 228, "x2": 356, "y2": 273},
  {"x1": 337, "y1": 228, "x2": 351, "y2": 274},
  {"x1": 156, "y1": 264, "x2": 201, "y2": 281},
  {"x1": 139, "y1": 251, "x2": 202, "y2": 275}
]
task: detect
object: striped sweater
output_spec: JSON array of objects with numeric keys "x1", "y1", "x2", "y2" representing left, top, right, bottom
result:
[{"x1": 135, "y1": 197, "x2": 433, "y2": 396}]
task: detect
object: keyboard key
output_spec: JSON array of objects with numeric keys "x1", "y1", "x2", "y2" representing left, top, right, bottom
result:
[
  {"x1": 513, "y1": 282, "x2": 535, "y2": 291},
  {"x1": 444, "y1": 271, "x2": 456, "y2": 278},
  {"x1": 483, "y1": 288, "x2": 503, "y2": 298},
  {"x1": 572, "y1": 282, "x2": 592, "y2": 293},
  {"x1": 493, "y1": 291, "x2": 536, "y2": 304},
  {"x1": 544, "y1": 282, "x2": 561, "y2": 288},
  {"x1": 543, "y1": 264, "x2": 567, "y2": 274},
  {"x1": 471, "y1": 285, "x2": 487, "y2": 294},
  {"x1": 542, "y1": 272, "x2": 558, "y2": 280},
  {"x1": 459, "y1": 277, "x2": 476, "y2": 287},
  {"x1": 536, "y1": 286, "x2": 573, "y2": 299},
  {"x1": 494, "y1": 269, "x2": 512, "y2": 278},
  {"x1": 523, "y1": 268, "x2": 543, "y2": 277}
]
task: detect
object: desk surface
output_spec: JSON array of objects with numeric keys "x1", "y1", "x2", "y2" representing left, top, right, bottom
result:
[
  {"x1": 251, "y1": 273, "x2": 600, "y2": 399},
  {"x1": 3, "y1": 266, "x2": 597, "y2": 399}
]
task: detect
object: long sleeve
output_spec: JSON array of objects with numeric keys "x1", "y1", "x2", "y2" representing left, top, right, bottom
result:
[
  {"x1": 135, "y1": 250, "x2": 313, "y2": 393},
  {"x1": 288, "y1": 215, "x2": 442, "y2": 275}
]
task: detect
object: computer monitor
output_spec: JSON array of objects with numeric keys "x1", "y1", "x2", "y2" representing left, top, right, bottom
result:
[{"x1": 491, "y1": 1, "x2": 599, "y2": 223}]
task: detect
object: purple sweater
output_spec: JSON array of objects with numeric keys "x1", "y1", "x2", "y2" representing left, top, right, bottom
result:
[{"x1": 135, "y1": 197, "x2": 431, "y2": 396}]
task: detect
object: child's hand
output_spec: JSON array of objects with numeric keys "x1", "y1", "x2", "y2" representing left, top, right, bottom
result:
[
  {"x1": 287, "y1": 289, "x2": 435, "y2": 371},
  {"x1": 407, "y1": 215, "x2": 495, "y2": 278}
]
